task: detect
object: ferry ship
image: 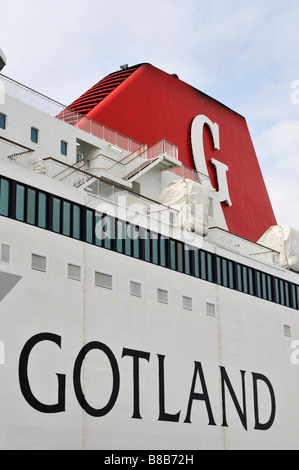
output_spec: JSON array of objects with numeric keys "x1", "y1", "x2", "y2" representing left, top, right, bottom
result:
[{"x1": 1, "y1": 49, "x2": 299, "y2": 450}]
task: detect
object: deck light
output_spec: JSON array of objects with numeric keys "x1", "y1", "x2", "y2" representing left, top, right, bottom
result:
[{"x1": 108, "y1": 144, "x2": 124, "y2": 153}]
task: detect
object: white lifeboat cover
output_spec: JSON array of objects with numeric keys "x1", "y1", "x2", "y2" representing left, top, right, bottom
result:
[
  {"x1": 258, "y1": 225, "x2": 299, "y2": 272},
  {"x1": 30, "y1": 155, "x2": 46, "y2": 174},
  {"x1": 158, "y1": 179, "x2": 209, "y2": 236}
]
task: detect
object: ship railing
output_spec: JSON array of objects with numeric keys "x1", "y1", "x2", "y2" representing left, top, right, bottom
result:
[
  {"x1": 44, "y1": 157, "x2": 92, "y2": 188},
  {"x1": 93, "y1": 143, "x2": 148, "y2": 181},
  {"x1": 43, "y1": 156, "x2": 180, "y2": 228},
  {"x1": 0, "y1": 136, "x2": 36, "y2": 169},
  {"x1": 168, "y1": 165, "x2": 210, "y2": 184},
  {"x1": 99, "y1": 140, "x2": 178, "y2": 181},
  {"x1": 207, "y1": 226, "x2": 281, "y2": 267},
  {"x1": 0, "y1": 73, "x2": 142, "y2": 153},
  {"x1": 50, "y1": 140, "x2": 179, "y2": 184}
]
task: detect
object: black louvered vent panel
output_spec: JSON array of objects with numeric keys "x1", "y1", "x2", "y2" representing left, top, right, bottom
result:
[{"x1": 57, "y1": 64, "x2": 144, "y2": 124}]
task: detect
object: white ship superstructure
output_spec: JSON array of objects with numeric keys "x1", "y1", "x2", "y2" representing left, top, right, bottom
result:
[{"x1": 0, "y1": 60, "x2": 299, "y2": 450}]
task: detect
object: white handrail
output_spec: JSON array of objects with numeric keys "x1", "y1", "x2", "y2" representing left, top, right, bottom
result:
[{"x1": 0, "y1": 74, "x2": 142, "y2": 153}]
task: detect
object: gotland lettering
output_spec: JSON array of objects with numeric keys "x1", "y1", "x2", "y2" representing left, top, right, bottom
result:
[{"x1": 18, "y1": 333, "x2": 276, "y2": 430}]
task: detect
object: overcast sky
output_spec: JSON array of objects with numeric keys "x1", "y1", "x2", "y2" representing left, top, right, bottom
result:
[{"x1": 1, "y1": 0, "x2": 299, "y2": 230}]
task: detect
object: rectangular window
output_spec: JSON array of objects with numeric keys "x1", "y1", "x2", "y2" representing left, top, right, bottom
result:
[
  {"x1": 73, "y1": 204, "x2": 81, "y2": 240},
  {"x1": 95, "y1": 213, "x2": 103, "y2": 246},
  {"x1": 243, "y1": 266, "x2": 248, "y2": 294},
  {"x1": 291, "y1": 284, "x2": 297, "y2": 310},
  {"x1": 236, "y1": 264, "x2": 242, "y2": 292},
  {"x1": 222, "y1": 258, "x2": 228, "y2": 287},
  {"x1": 228, "y1": 260, "x2": 234, "y2": 289},
  {"x1": 261, "y1": 273, "x2": 267, "y2": 300},
  {"x1": 200, "y1": 251, "x2": 206, "y2": 280},
  {"x1": 101, "y1": 215, "x2": 111, "y2": 248},
  {"x1": 157, "y1": 288, "x2": 168, "y2": 304},
  {"x1": 38, "y1": 192, "x2": 47, "y2": 228},
  {"x1": 160, "y1": 236, "x2": 167, "y2": 267},
  {"x1": 223, "y1": 259, "x2": 228, "y2": 285},
  {"x1": 61, "y1": 140, "x2": 68, "y2": 156},
  {"x1": 102, "y1": 215, "x2": 112, "y2": 250},
  {"x1": 285, "y1": 281, "x2": 290, "y2": 308},
  {"x1": 296, "y1": 286, "x2": 299, "y2": 310},
  {"x1": 31, "y1": 127, "x2": 39, "y2": 143},
  {"x1": 291, "y1": 284, "x2": 298, "y2": 310},
  {"x1": 31, "y1": 253, "x2": 47, "y2": 272},
  {"x1": 216, "y1": 256, "x2": 222, "y2": 285},
  {"x1": 207, "y1": 252, "x2": 213, "y2": 282},
  {"x1": 274, "y1": 278, "x2": 280, "y2": 304},
  {"x1": 116, "y1": 220, "x2": 124, "y2": 253},
  {"x1": 248, "y1": 268, "x2": 254, "y2": 295},
  {"x1": 144, "y1": 230, "x2": 151, "y2": 262},
  {"x1": 133, "y1": 226, "x2": 139, "y2": 258},
  {"x1": 0, "y1": 243, "x2": 10, "y2": 263},
  {"x1": 151, "y1": 233, "x2": 159, "y2": 265},
  {"x1": 279, "y1": 280, "x2": 285, "y2": 306},
  {"x1": 184, "y1": 247, "x2": 191, "y2": 275},
  {"x1": 27, "y1": 188, "x2": 36, "y2": 225},
  {"x1": 62, "y1": 201, "x2": 71, "y2": 236},
  {"x1": 52, "y1": 197, "x2": 61, "y2": 233},
  {"x1": 194, "y1": 250, "x2": 200, "y2": 278},
  {"x1": 130, "y1": 281, "x2": 141, "y2": 298},
  {"x1": 95, "y1": 271, "x2": 112, "y2": 290},
  {"x1": 0, "y1": 178, "x2": 9, "y2": 216},
  {"x1": 0, "y1": 113, "x2": 6, "y2": 130},
  {"x1": 177, "y1": 242, "x2": 183, "y2": 273},
  {"x1": 16, "y1": 184, "x2": 25, "y2": 221},
  {"x1": 170, "y1": 240, "x2": 176, "y2": 270},
  {"x1": 256, "y1": 271, "x2": 262, "y2": 298},
  {"x1": 266, "y1": 275, "x2": 272, "y2": 301},
  {"x1": 125, "y1": 223, "x2": 132, "y2": 256},
  {"x1": 86, "y1": 209, "x2": 94, "y2": 244},
  {"x1": 182, "y1": 296, "x2": 192, "y2": 311},
  {"x1": 67, "y1": 263, "x2": 81, "y2": 281}
]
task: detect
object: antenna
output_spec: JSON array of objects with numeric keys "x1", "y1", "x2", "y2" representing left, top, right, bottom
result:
[
  {"x1": 120, "y1": 64, "x2": 128, "y2": 70},
  {"x1": 0, "y1": 49, "x2": 6, "y2": 71}
]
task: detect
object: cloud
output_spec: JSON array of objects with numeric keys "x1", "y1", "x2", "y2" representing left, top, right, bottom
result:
[
  {"x1": 1, "y1": 0, "x2": 299, "y2": 228},
  {"x1": 255, "y1": 120, "x2": 299, "y2": 229},
  {"x1": 1, "y1": 1, "x2": 298, "y2": 101}
]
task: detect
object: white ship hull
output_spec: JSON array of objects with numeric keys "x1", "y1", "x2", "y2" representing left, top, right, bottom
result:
[{"x1": 1, "y1": 189, "x2": 297, "y2": 449}]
